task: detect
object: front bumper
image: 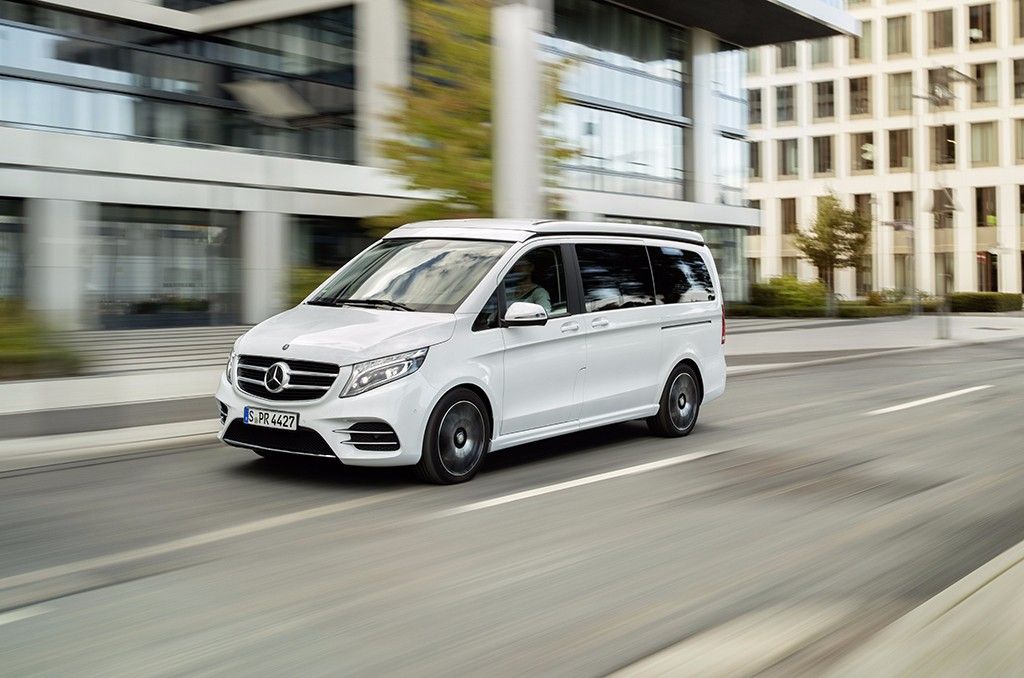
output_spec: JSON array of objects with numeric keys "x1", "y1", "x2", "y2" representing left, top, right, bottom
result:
[{"x1": 215, "y1": 370, "x2": 432, "y2": 467}]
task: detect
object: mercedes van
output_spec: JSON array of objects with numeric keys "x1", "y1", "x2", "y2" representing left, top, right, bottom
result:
[{"x1": 216, "y1": 219, "x2": 726, "y2": 484}]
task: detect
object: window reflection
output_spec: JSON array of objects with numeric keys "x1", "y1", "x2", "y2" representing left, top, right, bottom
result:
[
  {"x1": 0, "y1": 1, "x2": 356, "y2": 162},
  {"x1": 575, "y1": 244, "x2": 655, "y2": 311},
  {"x1": 0, "y1": 198, "x2": 24, "y2": 300}
]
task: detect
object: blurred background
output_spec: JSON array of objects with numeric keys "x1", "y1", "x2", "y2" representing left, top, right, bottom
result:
[{"x1": 1, "y1": 1, "x2": 1024, "y2": 675}]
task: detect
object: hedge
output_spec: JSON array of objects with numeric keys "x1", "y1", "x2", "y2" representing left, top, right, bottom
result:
[
  {"x1": 290, "y1": 267, "x2": 336, "y2": 305},
  {"x1": 0, "y1": 303, "x2": 81, "y2": 380},
  {"x1": 837, "y1": 303, "x2": 912, "y2": 318},
  {"x1": 948, "y1": 293, "x2": 1023, "y2": 313},
  {"x1": 749, "y1": 277, "x2": 826, "y2": 308},
  {"x1": 727, "y1": 303, "x2": 913, "y2": 319}
]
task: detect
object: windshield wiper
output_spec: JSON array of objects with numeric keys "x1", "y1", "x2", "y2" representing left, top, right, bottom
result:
[{"x1": 308, "y1": 298, "x2": 415, "y2": 311}]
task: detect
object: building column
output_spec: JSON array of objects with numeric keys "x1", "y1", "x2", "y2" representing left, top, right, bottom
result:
[
  {"x1": 242, "y1": 212, "x2": 289, "y2": 324},
  {"x1": 998, "y1": 183, "x2": 1022, "y2": 293},
  {"x1": 877, "y1": 224, "x2": 896, "y2": 290},
  {"x1": 690, "y1": 29, "x2": 716, "y2": 205},
  {"x1": 493, "y1": 0, "x2": 544, "y2": 219},
  {"x1": 762, "y1": 197, "x2": 781, "y2": 278},
  {"x1": 356, "y1": 0, "x2": 408, "y2": 167},
  {"x1": 25, "y1": 199, "x2": 87, "y2": 330}
]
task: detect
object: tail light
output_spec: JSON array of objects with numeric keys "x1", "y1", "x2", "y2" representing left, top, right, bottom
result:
[{"x1": 721, "y1": 306, "x2": 726, "y2": 344}]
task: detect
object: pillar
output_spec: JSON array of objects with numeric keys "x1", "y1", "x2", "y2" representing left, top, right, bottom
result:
[
  {"x1": 242, "y1": 212, "x2": 289, "y2": 324},
  {"x1": 690, "y1": 29, "x2": 716, "y2": 205},
  {"x1": 25, "y1": 199, "x2": 87, "y2": 330},
  {"x1": 493, "y1": 0, "x2": 544, "y2": 218},
  {"x1": 356, "y1": 0, "x2": 409, "y2": 166}
]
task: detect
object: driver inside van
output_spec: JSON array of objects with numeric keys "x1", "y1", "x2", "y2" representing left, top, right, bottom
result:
[{"x1": 505, "y1": 258, "x2": 552, "y2": 313}]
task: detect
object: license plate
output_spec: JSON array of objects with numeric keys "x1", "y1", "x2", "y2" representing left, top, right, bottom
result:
[{"x1": 243, "y1": 406, "x2": 298, "y2": 431}]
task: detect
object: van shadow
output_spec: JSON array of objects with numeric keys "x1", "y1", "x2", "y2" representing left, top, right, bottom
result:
[{"x1": 481, "y1": 420, "x2": 651, "y2": 473}]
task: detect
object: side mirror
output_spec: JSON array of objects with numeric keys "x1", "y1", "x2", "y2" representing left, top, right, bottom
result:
[{"x1": 503, "y1": 301, "x2": 548, "y2": 327}]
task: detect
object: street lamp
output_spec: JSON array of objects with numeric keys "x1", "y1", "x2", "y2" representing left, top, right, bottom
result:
[{"x1": 911, "y1": 66, "x2": 976, "y2": 338}]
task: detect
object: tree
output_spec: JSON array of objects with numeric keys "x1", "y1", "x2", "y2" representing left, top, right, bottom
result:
[
  {"x1": 378, "y1": 0, "x2": 574, "y2": 224},
  {"x1": 794, "y1": 192, "x2": 870, "y2": 313}
]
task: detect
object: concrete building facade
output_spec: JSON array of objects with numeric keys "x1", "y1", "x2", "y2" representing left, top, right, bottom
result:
[
  {"x1": 0, "y1": 0, "x2": 853, "y2": 328},
  {"x1": 746, "y1": 0, "x2": 1024, "y2": 298}
]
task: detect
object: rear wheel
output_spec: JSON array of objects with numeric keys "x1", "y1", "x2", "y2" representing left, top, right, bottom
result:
[
  {"x1": 416, "y1": 388, "x2": 491, "y2": 484},
  {"x1": 647, "y1": 363, "x2": 702, "y2": 437}
]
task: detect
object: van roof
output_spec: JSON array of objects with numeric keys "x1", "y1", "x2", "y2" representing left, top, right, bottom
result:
[{"x1": 386, "y1": 219, "x2": 706, "y2": 246}]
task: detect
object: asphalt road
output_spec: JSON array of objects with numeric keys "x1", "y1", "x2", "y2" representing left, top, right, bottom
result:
[{"x1": 1, "y1": 340, "x2": 1023, "y2": 677}]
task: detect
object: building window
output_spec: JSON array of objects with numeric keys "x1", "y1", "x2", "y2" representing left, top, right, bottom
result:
[
  {"x1": 748, "y1": 141, "x2": 761, "y2": 179},
  {"x1": 971, "y1": 121, "x2": 998, "y2": 166},
  {"x1": 933, "y1": 189, "x2": 955, "y2": 229},
  {"x1": 0, "y1": 198, "x2": 24, "y2": 300},
  {"x1": 777, "y1": 42, "x2": 797, "y2": 69},
  {"x1": 887, "y1": 15, "x2": 911, "y2": 56},
  {"x1": 928, "y1": 69, "x2": 955, "y2": 109},
  {"x1": 748, "y1": 89, "x2": 762, "y2": 125},
  {"x1": 889, "y1": 129, "x2": 912, "y2": 170},
  {"x1": 888, "y1": 72, "x2": 912, "y2": 114},
  {"x1": 814, "y1": 81, "x2": 835, "y2": 119},
  {"x1": 930, "y1": 9, "x2": 954, "y2": 50},
  {"x1": 931, "y1": 125, "x2": 956, "y2": 166},
  {"x1": 850, "y1": 76, "x2": 871, "y2": 116},
  {"x1": 893, "y1": 192, "x2": 914, "y2": 224},
  {"x1": 746, "y1": 47, "x2": 761, "y2": 75},
  {"x1": 291, "y1": 215, "x2": 376, "y2": 270},
  {"x1": 1016, "y1": 119, "x2": 1024, "y2": 162},
  {"x1": 1016, "y1": 0, "x2": 1024, "y2": 41},
  {"x1": 854, "y1": 194, "x2": 873, "y2": 223},
  {"x1": 975, "y1": 187, "x2": 996, "y2": 227},
  {"x1": 780, "y1": 198, "x2": 798, "y2": 235},
  {"x1": 851, "y1": 131, "x2": 874, "y2": 172},
  {"x1": 973, "y1": 63, "x2": 998, "y2": 104},
  {"x1": 778, "y1": 139, "x2": 799, "y2": 177},
  {"x1": 969, "y1": 4, "x2": 994, "y2": 45},
  {"x1": 782, "y1": 257, "x2": 799, "y2": 277},
  {"x1": 850, "y1": 19, "x2": 873, "y2": 61},
  {"x1": 813, "y1": 136, "x2": 833, "y2": 175},
  {"x1": 810, "y1": 37, "x2": 832, "y2": 66},
  {"x1": 1015, "y1": 60, "x2": 1024, "y2": 100},
  {"x1": 776, "y1": 85, "x2": 794, "y2": 123},
  {"x1": 0, "y1": 3, "x2": 358, "y2": 163}
]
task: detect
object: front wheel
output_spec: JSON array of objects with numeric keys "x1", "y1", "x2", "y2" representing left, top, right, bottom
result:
[
  {"x1": 647, "y1": 364, "x2": 702, "y2": 437},
  {"x1": 416, "y1": 388, "x2": 491, "y2": 484}
]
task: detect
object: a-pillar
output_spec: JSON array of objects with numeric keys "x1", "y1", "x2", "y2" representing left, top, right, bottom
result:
[
  {"x1": 493, "y1": 0, "x2": 545, "y2": 218},
  {"x1": 24, "y1": 199, "x2": 87, "y2": 330},
  {"x1": 242, "y1": 212, "x2": 289, "y2": 324}
]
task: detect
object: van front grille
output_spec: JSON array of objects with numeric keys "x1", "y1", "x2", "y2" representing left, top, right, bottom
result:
[
  {"x1": 222, "y1": 419, "x2": 336, "y2": 458},
  {"x1": 236, "y1": 355, "x2": 339, "y2": 401}
]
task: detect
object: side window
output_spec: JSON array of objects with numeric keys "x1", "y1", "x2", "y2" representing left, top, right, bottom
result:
[
  {"x1": 647, "y1": 246, "x2": 716, "y2": 304},
  {"x1": 472, "y1": 288, "x2": 500, "y2": 331},
  {"x1": 575, "y1": 244, "x2": 656, "y2": 312},
  {"x1": 502, "y1": 245, "x2": 569, "y2": 317}
]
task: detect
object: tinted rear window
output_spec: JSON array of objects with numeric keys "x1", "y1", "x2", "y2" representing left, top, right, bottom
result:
[
  {"x1": 647, "y1": 246, "x2": 716, "y2": 303},
  {"x1": 575, "y1": 244, "x2": 655, "y2": 312}
]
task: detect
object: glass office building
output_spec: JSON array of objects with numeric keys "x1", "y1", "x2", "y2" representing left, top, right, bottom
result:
[{"x1": 4, "y1": 0, "x2": 853, "y2": 327}]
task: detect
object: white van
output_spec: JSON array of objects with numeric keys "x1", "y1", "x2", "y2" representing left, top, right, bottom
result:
[{"x1": 216, "y1": 219, "x2": 726, "y2": 483}]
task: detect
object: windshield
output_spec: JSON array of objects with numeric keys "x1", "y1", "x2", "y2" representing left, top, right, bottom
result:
[{"x1": 308, "y1": 238, "x2": 510, "y2": 313}]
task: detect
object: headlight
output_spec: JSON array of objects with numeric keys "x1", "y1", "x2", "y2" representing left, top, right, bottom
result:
[
  {"x1": 341, "y1": 347, "x2": 428, "y2": 398},
  {"x1": 225, "y1": 351, "x2": 236, "y2": 383}
]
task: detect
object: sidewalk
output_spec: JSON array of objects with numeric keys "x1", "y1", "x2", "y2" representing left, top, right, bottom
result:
[{"x1": 828, "y1": 539, "x2": 1024, "y2": 677}]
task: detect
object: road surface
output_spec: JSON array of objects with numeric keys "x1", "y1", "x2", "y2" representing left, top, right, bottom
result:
[{"x1": 1, "y1": 339, "x2": 1022, "y2": 676}]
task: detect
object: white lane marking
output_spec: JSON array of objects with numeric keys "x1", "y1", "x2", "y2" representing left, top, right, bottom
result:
[
  {"x1": 0, "y1": 491, "x2": 414, "y2": 592},
  {"x1": 440, "y1": 449, "x2": 725, "y2": 517},
  {"x1": 865, "y1": 385, "x2": 995, "y2": 416},
  {"x1": 0, "y1": 605, "x2": 50, "y2": 627}
]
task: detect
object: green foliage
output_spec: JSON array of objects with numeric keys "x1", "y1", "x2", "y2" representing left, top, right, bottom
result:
[
  {"x1": 290, "y1": 267, "x2": 336, "y2": 305},
  {"x1": 378, "y1": 0, "x2": 575, "y2": 225},
  {"x1": 794, "y1": 193, "x2": 871, "y2": 292},
  {"x1": 749, "y1": 276, "x2": 827, "y2": 308},
  {"x1": 0, "y1": 303, "x2": 80, "y2": 380},
  {"x1": 948, "y1": 293, "x2": 1023, "y2": 312},
  {"x1": 879, "y1": 288, "x2": 906, "y2": 304},
  {"x1": 865, "y1": 291, "x2": 884, "y2": 306},
  {"x1": 726, "y1": 304, "x2": 825, "y2": 318}
]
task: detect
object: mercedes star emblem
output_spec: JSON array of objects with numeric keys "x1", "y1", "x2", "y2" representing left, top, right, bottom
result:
[{"x1": 264, "y1": 361, "x2": 291, "y2": 393}]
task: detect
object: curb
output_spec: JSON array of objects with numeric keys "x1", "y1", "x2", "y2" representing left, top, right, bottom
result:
[{"x1": 828, "y1": 539, "x2": 1024, "y2": 676}]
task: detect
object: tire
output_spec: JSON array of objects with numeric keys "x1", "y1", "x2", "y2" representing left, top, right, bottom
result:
[
  {"x1": 416, "y1": 388, "x2": 491, "y2": 484},
  {"x1": 647, "y1": 363, "x2": 702, "y2": 437}
]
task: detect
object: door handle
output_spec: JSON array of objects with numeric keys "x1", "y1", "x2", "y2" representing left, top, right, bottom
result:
[
  {"x1": 591, "y1": 317, "x2": 610, "y2": 329},
  {"x1": 560, "y1": 321, "x2": 580, "y2": 333}
]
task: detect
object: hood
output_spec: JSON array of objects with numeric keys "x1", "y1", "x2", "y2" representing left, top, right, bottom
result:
[{"x1": 237, "y1": 304, "x2": 457, "y2": 366}]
